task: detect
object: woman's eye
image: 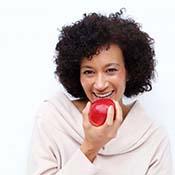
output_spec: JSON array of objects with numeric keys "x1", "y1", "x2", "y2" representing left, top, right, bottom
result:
[
  {"x1": 83, "y1": 70, "x2": 94, "y2": 75},
  {"x1": 106, "y1": 68, "x2": 118, "y2": 73}
]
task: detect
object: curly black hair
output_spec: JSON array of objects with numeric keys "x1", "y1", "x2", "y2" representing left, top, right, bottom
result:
[{"x1": 54, "y1": 9, "x2": 156, "y2": 99}]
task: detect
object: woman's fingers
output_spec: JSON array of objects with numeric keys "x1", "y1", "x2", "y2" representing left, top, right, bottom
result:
[
  {"x1": 113, "y1": 101, "x2": 123, "y2": 127},
  {"x1": 82, "y1": 101, "x2": 91, "y2": 126},
  {"x1": 103, "y1": 100, "x2": 123, "y2": 128},
  {"x1": 82, "y1": 100, "x2": 123, "y2": 132},
  {"x1": 104, "y1": 105, "x2": 115, "y2": 126}
]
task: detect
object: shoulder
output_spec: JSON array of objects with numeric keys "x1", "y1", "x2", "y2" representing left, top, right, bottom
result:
[
  {"x1": 35, "y1": 91, "x2": 72, "y2": 120},
  {"x1": 33, "y1": 91, "x2": 80, "y2": 133},
  {"x1": 126, "y1": 100, "x2": 170, "y2": 145},
  {"x1": 137, "y1": 101, "x2": 171, "y2": 148},
  {"x1": 136, "y1": 101, "x2": 171, "y2": 157}
]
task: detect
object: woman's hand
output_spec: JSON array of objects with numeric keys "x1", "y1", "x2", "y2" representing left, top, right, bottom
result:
[{"x1": 80, "y1": 100, "x2": 123, "y2": 161}]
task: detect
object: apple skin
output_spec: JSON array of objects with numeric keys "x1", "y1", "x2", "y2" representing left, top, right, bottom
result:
[{"x1": 89, "y1": 98, "x2": 116, "y2": 127}]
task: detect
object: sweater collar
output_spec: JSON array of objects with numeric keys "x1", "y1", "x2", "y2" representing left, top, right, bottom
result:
[
  {"x1": 98, "y1": 101, "x2": 154, "y2": 155},
  {"x1": 53, "y1": 92, "x2": 154, "y2": 155}
]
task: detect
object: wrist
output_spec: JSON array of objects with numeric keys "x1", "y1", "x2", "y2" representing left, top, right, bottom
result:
[{"x1": 80, "y1": 141, "x2": 98, "y2": 162}]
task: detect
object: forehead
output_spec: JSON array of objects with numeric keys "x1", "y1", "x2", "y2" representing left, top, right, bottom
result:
[{"x1": 81, "y1": 44, "x2": 124, "y2": 67}]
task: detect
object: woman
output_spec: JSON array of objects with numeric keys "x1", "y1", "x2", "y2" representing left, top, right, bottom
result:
[{"x1": 28, "y1": 10, "x2": 173, "y2": 175}]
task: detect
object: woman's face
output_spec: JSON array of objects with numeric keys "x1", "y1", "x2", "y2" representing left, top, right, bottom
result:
[{"x1": 80, "y1": 44, "x2": 127, "y2": 103}]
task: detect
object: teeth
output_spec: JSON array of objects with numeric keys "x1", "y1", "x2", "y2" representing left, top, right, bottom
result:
[{"x1": 94, "y1": 91, "x2": 113, "y2": 98}]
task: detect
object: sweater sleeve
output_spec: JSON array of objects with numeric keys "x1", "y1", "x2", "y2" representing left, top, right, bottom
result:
[
  {"x1": 58, "y1": 149, "x2": 98, "y2": 175},
  {"x1": 146, "y1": 135, "x2": 173, "y2": 175},
  {"x1": 27, "y1": 116, "x2": 98, "y2": 175}
]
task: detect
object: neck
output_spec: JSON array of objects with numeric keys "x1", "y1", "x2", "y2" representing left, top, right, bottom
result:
[{"x1": 120, "y1": 100, "x2": 135, "y2": 120}]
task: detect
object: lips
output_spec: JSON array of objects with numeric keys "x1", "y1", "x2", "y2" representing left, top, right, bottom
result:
[{"x1": 93, "y1": 90, "x2": 114, "y2": 98}]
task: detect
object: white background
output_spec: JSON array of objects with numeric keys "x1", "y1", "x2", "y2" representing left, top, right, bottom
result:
[{"x1": 0, "y1": 0, "x2": 175, "y2": 174}]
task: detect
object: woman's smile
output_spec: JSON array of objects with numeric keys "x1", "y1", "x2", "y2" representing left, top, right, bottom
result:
[{"x1": 80, "y1": 44, "x2": 127, "y2": 103}]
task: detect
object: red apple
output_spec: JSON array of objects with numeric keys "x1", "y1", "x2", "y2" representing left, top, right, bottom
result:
[{"x1": 89, "y1": 98, "x2": 116, "y2": 127}]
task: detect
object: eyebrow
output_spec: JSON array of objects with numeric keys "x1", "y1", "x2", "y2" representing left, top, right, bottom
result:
[
  {"x1": 105, "y1": 63, "x2": 120, "y2": 67},
  {"x1": 81, "y1": 63, "x2": 120, "y2": 69}
]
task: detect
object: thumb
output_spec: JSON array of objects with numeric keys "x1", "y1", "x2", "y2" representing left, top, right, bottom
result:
[{"x1": 82, "y1": 101, "x2": 91, "y2": 124}]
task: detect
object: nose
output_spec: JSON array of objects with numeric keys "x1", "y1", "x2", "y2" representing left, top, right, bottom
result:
[{"x1": 93, "y1": 73, "x2": 108, "y2": 91}]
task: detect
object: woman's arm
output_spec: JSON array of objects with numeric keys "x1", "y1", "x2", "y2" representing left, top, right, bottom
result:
[
  {"x1": 146, "y1": 135, "x2": 173, "y2": 175},
  {"x1": 27, "y1": 104, "x2": 99, "y2": 175}
]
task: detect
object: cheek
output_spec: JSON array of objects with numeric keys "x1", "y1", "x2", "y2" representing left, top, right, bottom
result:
[
  {"x1": 80, "y1": 77, "x2": 91, "y2": 91},
  {"x1": 111, "y1": 74, "x2": 126, "y2": 85},
  {"x1": 110, "y1": 73, "x2": 127, "y2": 92},
  {"x1": 117, "y1": 70, "x2": 127, "y2": 84}
]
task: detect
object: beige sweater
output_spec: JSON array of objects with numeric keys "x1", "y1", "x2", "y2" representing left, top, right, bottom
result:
[{"x1": 27, "y1": 91, "x2": 173, "y2": 175}]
